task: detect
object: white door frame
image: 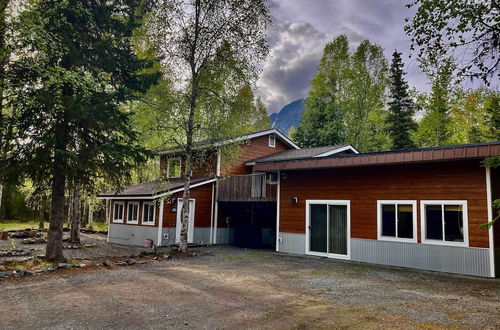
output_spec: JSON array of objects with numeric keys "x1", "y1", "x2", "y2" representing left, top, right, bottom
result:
[
  {"x1": 176, "y1": 198, "x2": 196, "y2": 244},
  {"x1": 305, "y1": 199, "x2": 351, "y2": 260}
]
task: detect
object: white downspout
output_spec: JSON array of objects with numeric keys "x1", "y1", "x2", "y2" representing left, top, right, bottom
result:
[
  {"x1": 157, "y1": 198, "x2": 165, "y2": 246},
  {"x1": 276, "y1": 170, "x2": 280, "y2": 252},
  {"x1": 486, "y1": 167, "x2": 495, "y2": 278},
  {"x1": 209, "y1": 183, "x2": 215, "y2": 244}
]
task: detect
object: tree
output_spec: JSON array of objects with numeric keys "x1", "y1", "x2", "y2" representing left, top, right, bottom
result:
[
  {"x1": 413, "y1": 57, "x2": 455, "y2": 147},
  {"x1": 405, "y1": 0, "x2": 499, "y2": 84},
  {"x1": 146, "y1": 0, "x2": 270, "y2": 252},
  {"x1": 485, "y1": 93, "x2": 500, "y2": 141},
  {"x1": 295, "y1": 35, "x2": 390, "y2": 151},
  {"x1": 386, "y1": 51, "x2": 417, "y2": 149},
  {"x1": 3, "y1": 0, "x2": 157, "y2": 261}
]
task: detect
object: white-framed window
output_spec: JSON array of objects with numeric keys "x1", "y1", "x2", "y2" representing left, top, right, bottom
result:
[
  {"x1": 421, "y1": 200, "x2": 468, "y2": 246},
  {"x1": 167, "y1": 158, "x2": 181, "y2": 178},
  {"x1": 268, "y1": 134, "x2": 276, "y2": 147},
  {"x1": 142, "y1": 202, "x2": 155, "y2": 226},
  {"x1": 113, "y1": 202, "x2": 124, "y2": 223},
  {"x1": 126, "y1": 202, "x2": 139, "y2": 224},
  {"x1": 377, "y1": 200, "x2": 417, "y2": 243}
]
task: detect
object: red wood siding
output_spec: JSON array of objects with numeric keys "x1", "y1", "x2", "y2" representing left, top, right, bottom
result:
[
  {"x1": 223, "y1": 135, "x2": 290, "y2": 175},
  {"x1": 279, "y1": 160, "x2": 490, "y2": 248},
  {"x1": 162, "y1": 182, "x2": 214, "y2": 228},
  {"x1": 491, "y1": 168, "x2": 500, "y2": 247},
  {"x1": 160, "y1": 153, "x2": 217, "y2": 179}
]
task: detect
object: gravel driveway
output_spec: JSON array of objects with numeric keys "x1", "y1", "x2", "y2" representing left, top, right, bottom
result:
[{"x1": 0, "y1": 246, "x2": 499, "y2": 329}]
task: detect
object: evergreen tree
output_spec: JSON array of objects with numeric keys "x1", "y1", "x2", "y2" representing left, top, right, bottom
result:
[
  {"x1": 485, "y1": 93, "x2": 500, "y2": 141},
  {"x1": 386, "y1": 51, "x2": 417, "y2": 149},
  {"x1": 3, "y1": 0, "x2": 158, "y2": 261}
]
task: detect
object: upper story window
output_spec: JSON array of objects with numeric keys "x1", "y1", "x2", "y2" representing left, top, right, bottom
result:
[
  {"x1": 142, "y1": 202, "x2": 155, "y2": 225},
  {"x1": 268, "y1": 134, "x2": 276, "y2": 147},
  {"x1": 113, "y1": 202, "x2": 124, "y2": 223},
  {"x1": 127, "y1": 202, "x2": 139, "y2": 224},
  {"x1": 421, "y1": 201, "x2": 468, "y2": 246},
  {"x1": 167, "y1": 158, "x2": 181, "y2": 178},
  {"x1": 377, "y1": 200, "x2": 417, "y2": 243}
]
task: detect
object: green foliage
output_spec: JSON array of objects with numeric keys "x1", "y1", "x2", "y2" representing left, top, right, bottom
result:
[
  {"x1": 386, "y1": 51, "x2": 417, "y2": 149},
  {"x1": 3, "y1": 0, "x2": 158, "y2": 188},
  {"x1": 413, "y1": 58, "x2": 455, "y2": 147},
  {"x1": 295, "y1": 35, "x2": 390, "y2": 151},
  {"x1": 405, "y1": 0, "x2": 499, "y2": 84}
]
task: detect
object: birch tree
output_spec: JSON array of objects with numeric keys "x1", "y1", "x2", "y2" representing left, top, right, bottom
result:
[{"x1": 146, "y1": 0, "x2": 270, "y2": 252}]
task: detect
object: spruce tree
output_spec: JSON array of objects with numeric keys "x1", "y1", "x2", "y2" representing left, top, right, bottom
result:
[
  {"x1": 3, "y1": 0, "x2": 158, "y2": 261},
  {"x1": 386, "y1": 51, "x2": 417, "y2": 149}
]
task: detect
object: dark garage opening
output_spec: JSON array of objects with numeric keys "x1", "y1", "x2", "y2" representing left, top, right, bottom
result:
[{"x1": 219, "y1": 201, "x2": 276, "y2": 248}]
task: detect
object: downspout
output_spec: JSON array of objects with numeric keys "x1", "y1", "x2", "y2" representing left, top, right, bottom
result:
[
  {"x1": 106, "y1": 199, "x2": 110, "y2": 243},
  {"x1": 209, "y1": 183, "x2": 215, "y2": 244},
  {"x1": 486, "y1": 167, "x2": 496, "y2": 278},
  {"x1": 157, "y1": 198, "x2": 165, "y2": 246},
  {"x1": 276, "y1": 170, "x2": 280, "y2": 252}
]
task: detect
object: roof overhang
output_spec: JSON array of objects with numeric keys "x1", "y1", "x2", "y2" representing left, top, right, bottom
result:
[
  {"x1": 253, "y1": 143, "x2": 500, "y2": 172},
  {"x1": 158, "y1": 129, "x2": 299, "y2": 155},
  {"x1": 97, "y1": 178, "x2": 217, "y2": 200}
]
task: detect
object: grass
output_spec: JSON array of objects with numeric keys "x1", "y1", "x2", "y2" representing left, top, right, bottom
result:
[{"x1": 0, "y1": 220, "x2": 108, "y2": 231}]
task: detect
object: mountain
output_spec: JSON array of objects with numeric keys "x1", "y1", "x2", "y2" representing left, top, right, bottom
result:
[{"x1": 269, "y1": 99, "x2": 305, "y2": 135}]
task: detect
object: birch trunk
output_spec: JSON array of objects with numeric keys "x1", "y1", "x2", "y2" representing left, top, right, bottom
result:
[{"x1": 88, "y1": 197, "x2": 94, "y2": 230}]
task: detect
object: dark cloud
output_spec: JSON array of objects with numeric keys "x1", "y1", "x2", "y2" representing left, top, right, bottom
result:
[{"x1": 258, "y1": 0, "x2": 427, "y2": 113}]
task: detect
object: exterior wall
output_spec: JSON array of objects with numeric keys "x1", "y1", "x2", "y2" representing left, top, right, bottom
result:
[
  {"x1": 108, "y1": 223, "x2": 159, "y2": 246},
  {"x1": 223, "y1": 134, "x2": 291, "y2": 175},
  {"x1": 277, "y1": 160, "x2": 493, "y2": 277},
  {"x1": 159, "y1": 152, "x2": 218, "y2": 179}
]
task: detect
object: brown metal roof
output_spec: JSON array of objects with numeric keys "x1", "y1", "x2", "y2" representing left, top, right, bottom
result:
[
  {"x1": 98, "y1": 176, "x2": 211, "y2": 197},
  {"x1": 253, "y1": 142, "x2": 500, "y2": 172}
]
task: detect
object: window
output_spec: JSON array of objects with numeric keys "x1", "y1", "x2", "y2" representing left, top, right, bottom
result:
[
  {"x1": 167, "y1": 158, "x2": 181, "y2": 178},
  {"x1": 268, "y1": 135, "x2": 276, "y2": 147},
  {"x1": 127, "y1": 202, "x2": 139, "y2": 224},
  {"x1": 113, "y1": 202, "x2": 124, "y2": 223},
  {"x1": 421, "y1": 201, "x2": 468, "y2": 246},
  {"x1": 377, "y1": 201, "x2": 417, "y2": 242},
  {"x1": 142, "y1": 203, "x2": 155, "y2": 225}
]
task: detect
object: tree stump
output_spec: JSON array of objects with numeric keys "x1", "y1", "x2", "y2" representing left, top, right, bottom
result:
[{"x1": 0, "y1": 231, "x2": 8, "y2": 240}]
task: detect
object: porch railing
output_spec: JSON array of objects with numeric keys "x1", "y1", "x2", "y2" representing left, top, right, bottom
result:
[{"x1": 217, "y1": 173, "x2": 277, "y2": 202}]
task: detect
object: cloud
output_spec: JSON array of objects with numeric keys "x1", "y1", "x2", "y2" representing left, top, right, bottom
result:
[
  {"x1": 257, "y1": 0, "x2": 426, "y2": 113},
  {"x1": 257, "y1": 22, "x2": 327, "y2": 113}
]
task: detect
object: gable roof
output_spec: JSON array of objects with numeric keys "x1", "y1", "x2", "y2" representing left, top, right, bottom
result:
[
  {"x1": 157, "y1": 128, "x2": 299, "y2": 155},
  {"x1": 97, "y1": 176, "x2": 215, "y2": 199},
  {"x1": 246, "y1": 144, "x2": 358, "y2": 165},
  {"x1": 253, "y1": 141, "x2": 500, "y2": 172}
]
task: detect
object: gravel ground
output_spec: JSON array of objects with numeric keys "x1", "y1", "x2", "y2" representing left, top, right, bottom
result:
[
  {"x1": 0, "y1": 233, "x2": 152, "y2": 262},
  {"x1": 0, "y1": 246, "x2": 499, "y2": 329}
]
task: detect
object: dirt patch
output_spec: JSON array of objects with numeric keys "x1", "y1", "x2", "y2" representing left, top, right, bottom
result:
[{"x1": 0, "y1": 246, "x2": 499, "y2": 329}]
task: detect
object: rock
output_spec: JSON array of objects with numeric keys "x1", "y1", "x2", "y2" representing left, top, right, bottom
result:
[
  {"x1": 126, "y1": 258, "x2": 136, "y2": 265},
  {"x1": 90, "y1": 262, "x2": 97, "y2": 267},
  {"x1": 97, "y1": 230, "x2": 108, "y2": 235},
  {"x1": 13, "y1": 269, "x2": 25, "y2": 278},
  {"x1": 0, "y1": 272, "x2": 5, "y2": 278},
  {"x1": 22, "y1": 238, "x2": 37, "y2": 244},
  {"x1": 9, "y1": 231, "x2": 29, "y2": 239},
  {"x1": 58, "y1": 263, "x2": 74, "y2": 269},
  {"x1": 153, "y1": 256, "x2": 158, "y2": 260},
  {"x1": 33, "y1": 269, "x2": 44, "y2": 274},
  {"x1": 78, "y1": 264, "x2": 86, "y2": 268},
  {"x1": 43, "y1": 266, "x2": 56, "y2": 272},
  {"x1": 163, "y1": 254, "x2": 171, "y2": 260},
  {"x1": 101, "y1": 260, "x2": 110, "y2": 267},
  {"x1": 115, "y1": 261, "x2": 128, "y2": 266},
  {"x1": 62, "y1": 227, "x2": 70, "y2": 232}
]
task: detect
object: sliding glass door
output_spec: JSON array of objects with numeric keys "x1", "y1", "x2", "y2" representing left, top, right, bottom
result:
[{"x1": 307, "y1": 201, "x2": 350, "y2": 259}]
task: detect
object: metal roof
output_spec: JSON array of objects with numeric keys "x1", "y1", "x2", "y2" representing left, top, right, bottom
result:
[
  {"x1": 157, "y1": 128, "x2": 299, "y2": 155},
  {"x1": 253, "y1": 141, "x2": 500, "y2": 172},
  {"x1": 98, "y1": 176, "x2": 212, "y2": 198},
  {"x1": 246, "y1": 144, "x2": 356, "y2": 164}
]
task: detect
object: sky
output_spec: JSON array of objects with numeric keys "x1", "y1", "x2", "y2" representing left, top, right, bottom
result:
[{"x1": 256, "y1": 0, "x2": 479, "y2": 114}]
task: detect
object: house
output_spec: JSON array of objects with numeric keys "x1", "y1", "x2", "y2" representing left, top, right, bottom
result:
[{"x1": 99, "y1": 130, "x2": 500, "y2": 278}]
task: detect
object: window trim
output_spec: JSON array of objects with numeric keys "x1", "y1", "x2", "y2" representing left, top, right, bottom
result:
[
  {"x1": 142, "y1": 202, "x2": 156, "y2": 226},
  {"x1": 268, "y1": 135, "x2": 276, "y2": 148},
  {"x1": 126, "y1": 202, "x2": 139, "y2": 224},
  {"x1": 167, "y1": 158, "x2": 182, "y2": 178},
  {"x1": 377, "y1": 200, "x2": 417, "y2": 243},
  {"x1": 112, "y1": 202, "x2": 124, "y2": 223},
  {"x1": 420, "y1": 200, "x2": 469, "y2": 247}
]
